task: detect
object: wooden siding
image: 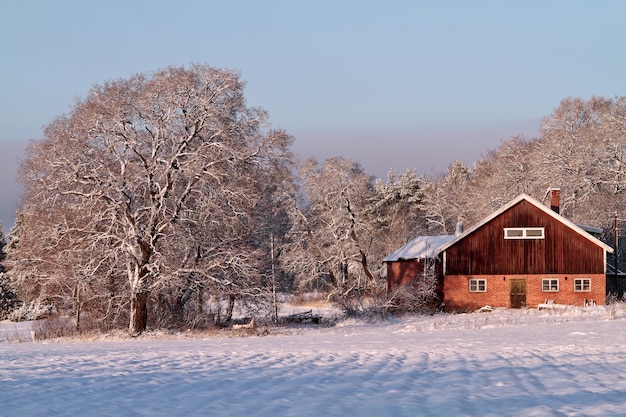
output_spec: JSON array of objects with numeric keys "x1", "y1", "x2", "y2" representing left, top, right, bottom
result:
[
  {"x1": 386, "y1": 259, "x2": 444, "y2": 302},
  {"x1": 444, "y1": 200, "x2": 606, "y2": 276},
  {"x1": 387, "y1": 260, "x2": 422, "y2": 292}
]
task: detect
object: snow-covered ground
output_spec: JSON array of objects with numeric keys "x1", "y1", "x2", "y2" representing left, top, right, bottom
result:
[
  {"x1": 0, "y1": 320, "x2": 32, "y2": 342},
  {"x1": 2, "y1": 306, "x2": 626, "y2": 417}
]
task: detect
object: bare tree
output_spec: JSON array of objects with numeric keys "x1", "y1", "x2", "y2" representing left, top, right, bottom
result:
[
  {"x1": 459, "y1": 136, "x2": 543, "y2": 224},
  {"x1": 422, "y1": 160, "x2": 471, "y2": 234},
  {"x1": 598, "y1": 96, "x2": 626, "y2": 196},
  {"x1": 10, "y1": 65, "x2": 294, "y2": 334},
  {"x1": 436, "y1": 96, "x2": 626, "y2": 232},
  {"x1": 280, "y1": 157, "x2": 382, "y2": 298},
  {"x1": 536, "y1": 97, "x2": 612, "y2": 217},
  {"x1": 370, "y1": 169, "x2": 426, "y2": 252}
]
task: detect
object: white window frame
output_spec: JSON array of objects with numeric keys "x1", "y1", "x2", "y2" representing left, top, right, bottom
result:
[
  {"x1": 542, "y1": 278, "x2": 559, "y2": 292},
  {"x1": 574, "y1": 278, "x2": 591, "y2": 292},
  {"x1": 469, "y1": 279, "x2": 486, "y2": 293},
  {"x1": 504, "y1": 227, "x2": 545, "y2": 239}
]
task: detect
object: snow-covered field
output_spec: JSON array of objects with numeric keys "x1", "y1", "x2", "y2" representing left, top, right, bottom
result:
[{"x1": 2, "y1": 306, "x2": 626, "y2": 417}]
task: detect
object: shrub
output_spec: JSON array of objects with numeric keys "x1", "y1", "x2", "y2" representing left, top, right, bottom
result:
[
  {"x1": 32, "y1": 316, "x2": 76, "y2": 340},
  {"x1": 7, "y1": 299, "x2": 54, "y2": 322},
  {"x1": 384, "y1": 285, "x2": 442, "y2": 316}
]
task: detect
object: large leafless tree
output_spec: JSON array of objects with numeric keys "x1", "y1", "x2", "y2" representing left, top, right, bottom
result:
[{"x1": 10, "y1": 65, "x2": 294, "y2": 334}]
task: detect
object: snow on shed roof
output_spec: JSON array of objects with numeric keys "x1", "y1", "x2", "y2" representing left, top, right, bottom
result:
[{"x1": 383, "y1": 235, "x2": 456, "y2": 262}]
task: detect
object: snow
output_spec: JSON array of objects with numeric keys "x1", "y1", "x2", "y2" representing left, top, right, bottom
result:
[
  {"x1": 0, "y1": 320, "x2": 33, "y2": 342},
  {"x1": 382, "y1": 235, "x2": 456, "y2": 262},
  {"x1": 2, "y1": 306, "x2": 626, "y2": 416}
]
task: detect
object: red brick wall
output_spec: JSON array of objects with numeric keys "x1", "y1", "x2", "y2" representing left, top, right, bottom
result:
[{"x1": 444, "y1": 274, "x2": 606, "y2": 312}]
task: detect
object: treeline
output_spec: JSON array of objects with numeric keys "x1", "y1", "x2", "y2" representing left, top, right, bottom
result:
[
  {"x1": 445, "y1": 96, "x2": 626, "y2": 231},
  {"x1": 0, "y1": 64, "x2": 624, "y2": 334}
]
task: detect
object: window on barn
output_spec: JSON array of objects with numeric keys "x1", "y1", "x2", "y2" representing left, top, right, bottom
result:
[
  {"x1": 504, "y1": 227, "x2": 545, "y2": 239},
  {"x1": 542, "y1": 279, "x2": 559, "y2": 292},
  {"x1": 574, "y1": 278, "x2": 591, "y2": 292},
  {"x1": 469, "y1": 279, "x2": 486, "y2": 292}
]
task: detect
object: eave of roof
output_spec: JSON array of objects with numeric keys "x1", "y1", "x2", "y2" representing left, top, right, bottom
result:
[
  {"x1": 577, "y1": 224, "x2": 604, "y2": 235},
  {"x1": 437, "y1": 193, "x2": 614, "y2": 254},
  {"x1": 383, "y1": 235, "x2": 456, "y2": 263}
]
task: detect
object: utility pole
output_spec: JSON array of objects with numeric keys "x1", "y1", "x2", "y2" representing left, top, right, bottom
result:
[
  {"x1": 613, "y1": 211, "x2": 619, "y2": 298},
  {"x1": 270, "y1": 233, "x2": 278, "y2": 322},
  {"x1": 614, "y1": 212, "x2": 622, "y2": 299}
]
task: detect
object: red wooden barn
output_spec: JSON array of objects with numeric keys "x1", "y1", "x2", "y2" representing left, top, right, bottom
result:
[{"x1": 385, "y1": 191, "x2": 614, "y2": 312}]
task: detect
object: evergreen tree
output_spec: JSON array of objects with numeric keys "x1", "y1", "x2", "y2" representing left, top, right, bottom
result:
[{"x1": 0, "y1": 224, "x2": 18, "y2": 319}]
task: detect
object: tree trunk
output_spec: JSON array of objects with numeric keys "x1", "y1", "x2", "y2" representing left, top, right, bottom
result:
[
  {"x1": 359, "y1": 249, "x2": 376, "y2": 287},
  {"x1": 225, "y1": 294, "x2": 235, "y2": 322},
  {"x1": 129, "y1": 291, "x2": 148, "y2": 335},
  {"x1": 74, "y1": 284, "x2": 81, "y2": 332},
  {"x1": 328, "y1": 271, "x2": 339, "y2": 288},
  {"x1": 197, "y1": 288, "x2": 204, "y2": 317}
]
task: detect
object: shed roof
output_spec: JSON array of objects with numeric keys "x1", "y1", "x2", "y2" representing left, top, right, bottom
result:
[
  {"x1": 383, "y1": 235, "x2": 456, "y2": 262},
  {"x1": 437, "y1": 193, "x2": 614, "y2": 254}
]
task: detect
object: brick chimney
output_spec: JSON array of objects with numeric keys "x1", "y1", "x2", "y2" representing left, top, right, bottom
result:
[
  {"x1": 549, "y1": 188, "x2": 560, "y2": 214},
  {"x1": 455, "y1": 221, "x2": 464, "y2": 236}
]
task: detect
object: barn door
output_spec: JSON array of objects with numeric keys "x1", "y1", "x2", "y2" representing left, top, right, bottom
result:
[{"x1": 510, "y1": 279, "x2": 526, "y2": 308}]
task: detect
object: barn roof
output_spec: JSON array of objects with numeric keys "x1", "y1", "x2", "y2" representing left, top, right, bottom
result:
[
  {"x1": 437, "y1": 193, "x2": 614, "y2": 254},
  {"x1": 383, "y1": 235, "x2": 456, "y2": 262}
]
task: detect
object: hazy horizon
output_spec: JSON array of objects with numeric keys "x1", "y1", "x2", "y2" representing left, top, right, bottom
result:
[
  {"x1": 0, "y1": 118, "x2": 540, "y2": 231},
  {"x1": 1, "y1": 1, "x2": 624, "y2": 231}
]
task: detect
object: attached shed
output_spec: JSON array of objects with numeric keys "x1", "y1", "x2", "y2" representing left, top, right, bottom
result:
[
  {"x1": 383, "y1": 235, "x2": 455, "y2": 300},
  {"x1": 438, "y1": 193, "x2": 613, "y2": 312}
]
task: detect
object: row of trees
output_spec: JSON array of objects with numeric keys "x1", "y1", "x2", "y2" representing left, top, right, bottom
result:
[
  {"x1": 2, "y1": 64, "x2": 625, "y2": 334},
  {"x1": 433, "y1": 96, "x2": 626, "y2": 233}
]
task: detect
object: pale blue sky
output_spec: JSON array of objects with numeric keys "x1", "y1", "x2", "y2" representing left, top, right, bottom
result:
[{"x1": 1, "y1": 0, "x2": 625, "y2": 229}]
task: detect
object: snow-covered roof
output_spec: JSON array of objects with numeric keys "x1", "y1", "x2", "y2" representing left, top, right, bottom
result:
[
  {"x1": 383, "y1": 235, "x2": 456, "y2": 262},
  {"x1": 577, "y1": 224, "x2": 603, "y2": 235}
]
